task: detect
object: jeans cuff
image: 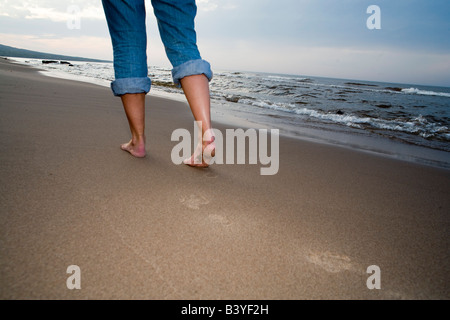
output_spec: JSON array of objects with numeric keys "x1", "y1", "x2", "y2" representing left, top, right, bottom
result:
[
  {"x1": 111, "y1": 77, "x2": 151, "y2": 96},
  {"x1": 172, "y1": 59, "x2": 213, "y2": 87}
]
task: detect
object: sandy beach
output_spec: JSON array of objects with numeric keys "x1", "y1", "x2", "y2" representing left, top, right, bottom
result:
[{"x1": 0, "y1": 58, "x2": 449, "y2": 300}]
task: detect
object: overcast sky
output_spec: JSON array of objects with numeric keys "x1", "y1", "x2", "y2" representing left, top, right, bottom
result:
[{"x1": 1, "y1": 0, "x2": 449, "y2": 86}]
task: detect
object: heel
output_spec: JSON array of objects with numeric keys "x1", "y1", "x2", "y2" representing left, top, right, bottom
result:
[
  {"x1": 183, "y1": 137, "x2": 215, "y2": 168},
  {"x1": 202, "y1": 137, "x2": 216, "y2": 166}
]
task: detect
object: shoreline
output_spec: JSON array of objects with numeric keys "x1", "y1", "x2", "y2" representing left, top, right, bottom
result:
[
  {"x1": 1, "y1": 57, "x2": 449, "y2": 300},
  {"x1": 5, "y1": 56, "x2": 449, "y2": 171}
]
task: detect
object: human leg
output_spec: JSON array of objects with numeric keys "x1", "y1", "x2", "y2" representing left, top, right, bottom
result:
[
  {"x1": 120, "y1": 93, "x2": 146, "y2": 158},
  {"x1": 102, "y1": 0, "x2": 150, "y2": 157},
  {"x1": 151, "y1": 0, "x2": 214, "y2": 166},
  {"x1": 180, "y1": 74, "x2": 215, "y2": 166}
]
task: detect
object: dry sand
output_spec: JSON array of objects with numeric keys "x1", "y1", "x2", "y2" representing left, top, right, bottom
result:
[{"x1": 0, "y1": 58, "x2": 449, "y2": 300}]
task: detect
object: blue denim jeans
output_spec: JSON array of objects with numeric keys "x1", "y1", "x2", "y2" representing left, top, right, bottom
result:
[{"x1": 102, "y1": 0, "x2": 213, "y2": 96}]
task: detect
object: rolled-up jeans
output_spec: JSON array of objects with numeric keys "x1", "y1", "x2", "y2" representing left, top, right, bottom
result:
[{"x1": 101, "y1": 0, "x2": 213, "y2": 96}]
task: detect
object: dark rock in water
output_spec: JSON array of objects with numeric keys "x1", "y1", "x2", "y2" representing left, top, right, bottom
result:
[
  {"x1": 42, "y1": 60, "x2": 73, "y2": 66},
  {"x1": 376, "y1": 104, "x2": 392, "y2": 109},
  {"x1": 345, "y1": 82, "x2": 378, "y2": 87},
  {"x1": 225, "y1": 95, "x2": 240, "y2": 103},
  {"x1": 336, "y1": 110, "x2": 344, "y2": 115},
  {"x1": 331, "y1": 98, "x2": 347, "y2": 102},
  {"x1": 151, "y1": 80, "x2": 177, "y2": 89},
  {"x1": 385, "y1": 87, "x2": 403, "y2": 92}
]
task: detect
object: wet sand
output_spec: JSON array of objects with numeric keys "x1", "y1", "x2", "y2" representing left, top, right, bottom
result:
[{"x1": 0, "y1": 58, "x2": 449, "y2": 300}]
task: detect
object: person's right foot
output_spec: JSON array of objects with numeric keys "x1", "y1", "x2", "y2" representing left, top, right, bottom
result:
[
  {"x1": 121, "y1": 139, "x2": 146, "y2": 158},
  {"x1": 183, "y1": 137, "x2": 215, "y2": 167}
]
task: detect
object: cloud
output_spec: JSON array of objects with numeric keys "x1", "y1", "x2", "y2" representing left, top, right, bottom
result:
[
  {"x1": 0, "y1": 32, "x2": 112, "y2": 60},
  {"x1": 197, "y1": 0, "x2": 237, "y2": 12},
  {"x1": 1, "y1": 0, "x2": 449, "y2": 86},
  {"x1": 196, "y1": 0, "x2": 218, "y2": 12},
  {"x1": 202, "y1": 37, "x2": 450, "y2": 86},
  {"x1": 0, "y1": 0, "x2": 104, "y2": 21}
]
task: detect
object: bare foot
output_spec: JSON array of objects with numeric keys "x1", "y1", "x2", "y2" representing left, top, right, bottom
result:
[
  {"x1": 120, "y1": 139, "x2": 146, "y2": 158},
  {"x1": 183, "y1": 138, "x2": 215, "y2": 168}
]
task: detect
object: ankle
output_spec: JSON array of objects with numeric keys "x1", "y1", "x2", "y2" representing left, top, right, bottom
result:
[
  {"x1": 201, "y1": 137, "x2": 214, "y2": 148},
  {"x1": 203, "y1": 128, "x2": 215, "y2": 143},
  {"x1": 132, "y1": 134, "x2": 146, "y2": 146}
]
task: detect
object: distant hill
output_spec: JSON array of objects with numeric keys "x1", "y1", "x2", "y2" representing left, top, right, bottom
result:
[{"x1": 0, "y1": 44, "x2": 111, "y2": 63}]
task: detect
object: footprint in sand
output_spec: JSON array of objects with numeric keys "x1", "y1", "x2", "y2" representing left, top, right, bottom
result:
[
  {"x1": 205, "y1": 171, "x2": 218, "y2": 178},
  {"x1": 208, "y1": 213, "x2": 231, "y2": 227},
  {"x1": 306, "y1": 251, "x2": 354, "y2": 273},
  {"x1": 180, "y1": 194, "x2": 209, "y2": 210}
]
